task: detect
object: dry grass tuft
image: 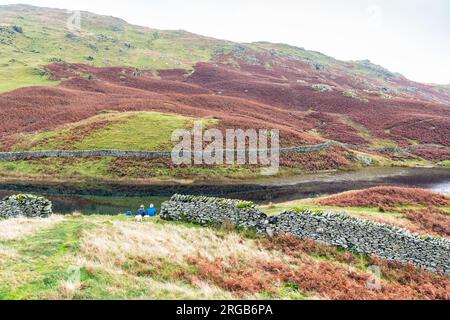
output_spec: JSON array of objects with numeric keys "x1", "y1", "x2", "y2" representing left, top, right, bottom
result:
[
  {"x1": 76, "y1": 219, "x2": 287, "y2": 299},
  {"x1": 0, "y1": 215, "x2": 64, "y2": 240},
  {"x1": 80, "y1": 220, "x2": 284, "y2": 269}
]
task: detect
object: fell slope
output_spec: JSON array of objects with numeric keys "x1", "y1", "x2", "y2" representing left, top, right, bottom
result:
[
  {"x1": 1, "y1": 214, "x2": 448, "y2": 300},
  {"x1": 0, "y1": 4, "x2": 449, "y2": 178},
  {"x1": 0, "y1": 4, "x2": 233, "y2": 92},
  {"x1": 262, "y1": 187, "x2": 450, "y2": 238}
]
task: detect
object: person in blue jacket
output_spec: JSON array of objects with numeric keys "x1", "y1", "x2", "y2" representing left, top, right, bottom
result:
[
  {"x1": 146, "y1": 204, "x2": 157, "y2": 217},
  {"x1": 137, "y1": 204, "x2": 146, "y2": 217}
]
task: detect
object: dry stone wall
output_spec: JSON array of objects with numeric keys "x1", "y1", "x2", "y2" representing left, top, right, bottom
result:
[
  {"x1": 0, "y1": 150, "x2": 171, "y2": 161},
  {"x1": 0, "y1": 142, "x2": 449, "y2": 162},
  {"x1": 161, "y1": 194, "x2": 450, "y2": 274},
  {"x1": 0, "y1": 194, "x2": 53, "y2": 219}
]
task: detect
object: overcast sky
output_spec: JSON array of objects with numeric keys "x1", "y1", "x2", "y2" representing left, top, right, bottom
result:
[{"x1": 2, "y1": 0, "x2": 449, "y2": 84}]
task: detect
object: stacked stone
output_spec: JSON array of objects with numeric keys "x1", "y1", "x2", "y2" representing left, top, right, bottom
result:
[
  {"x1": 0, "y1": 150, "x2": 172, "y2": 161},
  {"x1": 0, "y1": 194, "x2": 53, "y2": 219},
  {"x1": 270, "y1": 210, "x2": 450, "y2": 274},
  {"x1": 1, "y1": 143, "x2": 449, "y2": 162},
  {"x1": 161, "y1": 194, "x2": 269, "y2": 233},
  {"x1": 161, "y1": 194, "x2": 450, "y2": 274}
]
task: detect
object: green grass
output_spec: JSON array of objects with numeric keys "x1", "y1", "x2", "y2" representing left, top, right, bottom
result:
[
  {"x1": 0, "y1": 217, "x2": 87, "y2": 299},
  {"x1": 0, "y1": 216, "x2": 207, "y2": 299},
  {"x1": 0, "y1": 62, "x2": 60, "y2": 93},
  {"x1": 13, "y1": 111, "x2": 218, "y2": 151},
  {"x1": 261, "y1": 201, "x2": 398, "y2": 216},
  {"x1": 74, "y1": 112, "x2": 215, "y2": 151},
  {"x1": 0, "y1": 215, "x2": 311, "y2": 299},
  {"x1": 439, "y1": 160, "x2": 450, "y2": 168},
  {"x1": 0, "y1": 158, "x2": 112, "y2": 178},
  {"x1": 0, "y1": 157, "x2": 302, "y2": 181},
  {"x1": 0, "y1": 216, "x2": 194, "y2": 299}
]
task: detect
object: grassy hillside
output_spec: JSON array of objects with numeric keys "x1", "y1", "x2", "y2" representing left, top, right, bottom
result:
[
  {"x1": 0, "y1": 157, "x2": 305, "y2": 183},
  {"x1": 1, "y1": 214, "x2": 448, "y2": 300},
  {"x1": 0, "y1": 108, "x2": 437, "y2": 182},
  {"x1": 11, "y1": 111, "x2": 217, "y2": 151},
  {"x1": 0, "y1": 4, "x2": 449, "y2": 183},
  {"x1": 0, "y1": 4, "x2": 234, "y2": 93},
  {"x1": 2, "y1": 111, "x2": 274, "y2": 182},
  {"x1": 2, "y1": 3, "x2": 449, "y2": 102}
]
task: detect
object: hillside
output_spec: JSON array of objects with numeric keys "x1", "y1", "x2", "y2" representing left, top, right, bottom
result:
[
  {"x1": 262, "y1": 187, "x2": 450, "y2": 238},
  {"x1": 0, "y1": 4, "x2": 234, "y2": 92},
  {"x1": 1, "y1": 214, "x2": 449, "y2": 300},
  {"x1": 0, "y1": 4, "x2": 450, "y2": 182}
]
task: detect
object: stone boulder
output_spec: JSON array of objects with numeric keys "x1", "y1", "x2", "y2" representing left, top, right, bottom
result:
[{"x1": 0, "y1": 194, "x2": 53, "y2": 219}]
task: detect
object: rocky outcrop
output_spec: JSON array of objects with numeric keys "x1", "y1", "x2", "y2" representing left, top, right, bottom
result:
[
  {"x1": 161, "y1": 194, "x2": 450, "y2": 274},
  {"x1": 0, "y1": 194, "x2": 53, "y2": 219},
  {"x1": 312, "y1": 84, "x2": 333, "y2": 92}
]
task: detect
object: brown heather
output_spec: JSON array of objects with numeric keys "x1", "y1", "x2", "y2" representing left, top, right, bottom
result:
[{"x1": 318, "y1": 186, "x2": 450, "y2": 207}]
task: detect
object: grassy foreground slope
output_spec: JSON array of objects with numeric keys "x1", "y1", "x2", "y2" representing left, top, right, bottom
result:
[{"x1": 0, "y1": 214, "x2": 449, "y2": 300}]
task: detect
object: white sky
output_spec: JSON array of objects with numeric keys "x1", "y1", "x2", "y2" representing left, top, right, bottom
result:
[{"x1": 1, "y1": 0, "x2": 449, "y2": 84}]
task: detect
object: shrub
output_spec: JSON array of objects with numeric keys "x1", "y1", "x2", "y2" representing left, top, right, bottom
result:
[
  {"x1": 343, "y1": 89, "x2": 369, "y2": 103},
  {"x1": 236, "y1": 201, "x2": 255, "y2": 209},
  {"x1": 411, "y1": 148, "x2": 450, "y2": 161},
  {"x1": 319, "y1": 187, "x2": 450, "y2": 207},
  {"x1": 312, "y1": 84, "x2": 333, "y2": 92}
]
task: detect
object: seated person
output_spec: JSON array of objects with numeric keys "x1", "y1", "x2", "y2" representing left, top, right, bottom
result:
[
  {"x1": 146, "y1": 204, "x2": 157, "y2": 217},
  {"x1": 137, "y1": 205, "x2": 146, "y2": 217}
]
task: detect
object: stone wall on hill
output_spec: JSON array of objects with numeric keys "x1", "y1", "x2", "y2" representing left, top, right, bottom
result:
[
  {"x1": 161, "y1": 194, "x2": 450, "y2": 274},
  {"x1": 0, "y1": 142, "x2": 449, "y2": 162}
]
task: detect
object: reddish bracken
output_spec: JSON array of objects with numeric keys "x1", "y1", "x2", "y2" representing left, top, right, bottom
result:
[
  {"x1": 402, "y1": 207, "x2": 450, "y2": 237},
  {"x1": 305, "y1": 112, "x2": 368, "y2": 145},
  {"x1": 183, "y1": 234, "x2": 450, "y2": 300},
  {"x1": 262, "y1": 234, "x2": 356, "y2": 264},
  {"x1": 280, "y1": 146, "x2": 353, "y2": 171},
  {"x1": 263, "y1": 234, "x2": 450, "y2": 300},
  {"x1": 1, "y1": 58, "x2": 450, "y2": 152},
  {"x1": 318, "y1": 186, "x2": 450, "y2": 207},
  {"x1": 411, "y1": 148, "x2": 450, "y2": 161}
]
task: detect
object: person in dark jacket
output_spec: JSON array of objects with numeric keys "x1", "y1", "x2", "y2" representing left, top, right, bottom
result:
[{"x1": 137, "y1": 205, "x2": 146, "y2": 217}]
